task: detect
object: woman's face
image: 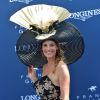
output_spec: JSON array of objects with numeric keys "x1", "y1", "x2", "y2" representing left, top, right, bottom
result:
[{"x1": 42, "y1": 40, "x2": 58, "y2": 59}]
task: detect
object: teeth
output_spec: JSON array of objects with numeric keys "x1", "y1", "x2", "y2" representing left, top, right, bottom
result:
[
  {"x1": 47, "y1": 52, "x2": 52, "y2": 53},
  {"x1": 46, "y1": 52, "x2": 52, "y2": 54},
  {"x1": 46, "y1": 51, "x2": 52, "y2": 52}
]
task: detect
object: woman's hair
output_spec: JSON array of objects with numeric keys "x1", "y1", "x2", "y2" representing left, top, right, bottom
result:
[{"x1": 41, "y1": 38, "x2": 65, "y2": 70}]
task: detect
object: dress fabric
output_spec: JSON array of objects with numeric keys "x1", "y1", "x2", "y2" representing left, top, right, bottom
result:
[{"x1": 33, "y1": 75, "x2": 60, "y2": 100}]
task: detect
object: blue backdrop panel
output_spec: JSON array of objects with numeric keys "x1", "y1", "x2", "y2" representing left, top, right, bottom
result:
[{"x1": 0, "y1": 0, "x2": 100, "y2": 100}]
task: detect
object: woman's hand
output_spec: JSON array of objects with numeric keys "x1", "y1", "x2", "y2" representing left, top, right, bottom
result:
[{"x1": 28, "y1": 65, "x2": 38, "y2": 82}]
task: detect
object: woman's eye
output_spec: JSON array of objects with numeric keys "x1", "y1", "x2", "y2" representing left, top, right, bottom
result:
[
  {"x1": 43, "y1": 44, "x2": 47, "y2": 47},
  {"x1": 43, "y1": 43, "x2": 55, "y2": 47},
  {"x1": 50, "y1": 44, "x2": 54, "y2": 47}
]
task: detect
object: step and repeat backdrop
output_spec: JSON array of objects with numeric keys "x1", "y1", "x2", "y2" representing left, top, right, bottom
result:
[{"x1": 0, "y1": 0, "x2": 100, "y2": 100}]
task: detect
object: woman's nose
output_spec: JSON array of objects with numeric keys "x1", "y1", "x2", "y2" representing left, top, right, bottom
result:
[{"x1": 46, "y1": 46, "x2": 51, "y2": 50}]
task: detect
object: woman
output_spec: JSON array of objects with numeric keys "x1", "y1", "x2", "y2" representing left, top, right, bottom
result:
[
  {"x1": 28, "y1": 39, "x2": 70, "y2": 100},
  {"x1": 10, "y1": 4, "x2": 84, "y2": 100}
]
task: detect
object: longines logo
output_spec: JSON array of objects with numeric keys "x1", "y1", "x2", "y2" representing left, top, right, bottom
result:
[
  {"x1": 9, "y1": 0, "x2": 33, "y2": 4},
  {"x1": 21, "y1": 95, "x2": 40, "y2": 100},
  {"x1": 9, "y1": 0, "x2": 72, "y2": 4},
  {"x1": 70, "y1": 9, "x2": 100, "y2": 21}
]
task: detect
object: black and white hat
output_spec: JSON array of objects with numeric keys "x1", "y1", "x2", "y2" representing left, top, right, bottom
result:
[{"x1": 10, "y1": 4, "x2": 84, "y2": 67}]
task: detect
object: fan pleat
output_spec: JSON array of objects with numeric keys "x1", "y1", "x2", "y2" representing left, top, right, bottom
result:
[{"x1": 10, "y1": 4, "x2": 71, "y2": 30}]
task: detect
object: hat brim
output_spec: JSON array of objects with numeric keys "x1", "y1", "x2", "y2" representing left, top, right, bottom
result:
[{"x1": 16, "y1": 22, "x2": 84, "y2": 67}]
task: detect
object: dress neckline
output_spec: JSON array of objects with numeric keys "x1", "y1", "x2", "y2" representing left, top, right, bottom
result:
[
  {"x1": 34, "y1": 74, "x2": 60, "y2": 88},
  {"x1": 42, "y1": 75, "x2": 60, "y2": 88},
  {"x1": 35, "y1": 66, "x2": 60, "y2": 88}
]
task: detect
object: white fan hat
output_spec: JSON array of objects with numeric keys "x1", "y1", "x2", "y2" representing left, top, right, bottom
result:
[{"x1": 10, "y1": 4, "x2": 71, "y2": 30}]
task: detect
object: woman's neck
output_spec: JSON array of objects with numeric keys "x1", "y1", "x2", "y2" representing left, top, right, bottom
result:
[
  {"x1": 47, "y1": 57, "x2": 55, "y2": 68},
  {"x1": 42, "y1": 57, "x2": 56, "y2": 75}
]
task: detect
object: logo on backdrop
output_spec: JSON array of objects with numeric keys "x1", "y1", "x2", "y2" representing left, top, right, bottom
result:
[
  {"x1": 21, "y1": 95, "x2": 40, "y2": 100},
  {"x1": 70, "y1": 9, "x2": 100, "y2": 21},
  {"x1": 9, "y1": 0, "x2": 33, "y2": 4},
  {"x1": 9, "y1": 0, "x2": 72, "y2": 4},
  {"x1": 14, "y1": 25, "x2": 26, "y2": 34},
  {"x1": 20, "y1": 68, "x2": 42, "y2": 84},
  {"x1": 20, "y1": 74, "x2": 32, "y2": 84},
  {"x1": 76, "y1": 85, "x2": 100, "y2": 100}
]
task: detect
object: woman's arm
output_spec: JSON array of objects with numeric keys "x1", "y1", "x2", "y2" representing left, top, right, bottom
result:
[
  {"x1": 58, "y1": 62, "x2": 70, "y2": 100},
  {"x1": 28, "y1": 65, "x2": 38, "y2": 83}
]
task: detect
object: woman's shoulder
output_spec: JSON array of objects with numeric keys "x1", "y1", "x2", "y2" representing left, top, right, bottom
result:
[
  {"x1": 56, "y1": 60, "x2": 68, "y2": 72},
  {"x1": 57, "y1": 61, "x2": 70, "y2": 78},
  {"x1": 58, "y1": 60, "x2": 68, "y2": 68}
]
